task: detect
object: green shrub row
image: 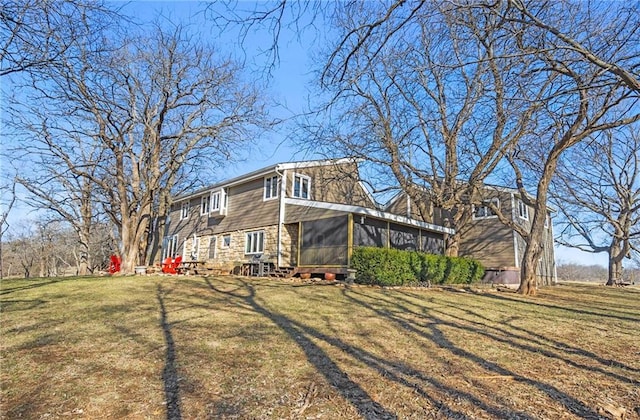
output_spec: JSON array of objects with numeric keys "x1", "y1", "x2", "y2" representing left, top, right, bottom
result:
[{"x1": 350, "y1": 247, "x2": 484, "y2": 286}]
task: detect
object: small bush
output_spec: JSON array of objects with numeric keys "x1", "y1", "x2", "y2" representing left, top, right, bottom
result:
[{"x1": 351, "y1": 247, "x2": 484, "y2": 286}]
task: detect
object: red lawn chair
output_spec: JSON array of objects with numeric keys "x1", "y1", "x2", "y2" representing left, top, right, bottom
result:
[
  {"x1": 109, "y1": 255, "x2": 121, "y2": 274},
  {"x1": 162, "y1": 255, "x2": 182, "y2": 274},
  {"x1": 162, "y1": 257, "x2": 176, "y2": 274}
]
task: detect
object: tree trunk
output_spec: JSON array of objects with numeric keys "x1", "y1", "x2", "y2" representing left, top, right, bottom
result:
[
  {"x1": 518, "y1": 213, "x2": 546, "y2": 296},
  {"x1": 606, "y1": 238, "x2": 623, "y2": 286},
  {"x1": 445, "y1": 233, "x2": 460, "y2": 257},
  {"x1": 518, "y1": 240, "x2": 540, "y2": 296}
]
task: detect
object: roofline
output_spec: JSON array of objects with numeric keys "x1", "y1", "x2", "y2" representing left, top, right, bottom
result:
[
  {"x1": 382, "y1": 185, "x2": 556, "y2": 213},
  {"x1": 284, "y1": 198, "x2": 454, "y2": 235},
  {"x1": 173, "y1": 157, "x2": 362, "y2": 203},
  {"x1": 382, "y1": 190, "x2": 404, "y2": 211}
]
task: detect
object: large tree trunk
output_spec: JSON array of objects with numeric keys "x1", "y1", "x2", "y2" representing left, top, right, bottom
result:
[
  {"x1": 518, "y1": 238, "x2": 542, "y2": 296},
  {"x1": 606, "y1": 238, "x2": 623, "y2": 286}
]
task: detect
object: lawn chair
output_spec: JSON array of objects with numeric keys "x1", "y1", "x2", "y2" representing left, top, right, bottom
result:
[
  {"x1": 162, "y1": 257, "x2": 176, "y2": 274},
  {"x1": 161, "y1": 255, "x2": 182, "y2": 274},
  {"x1": 109, "y1": 255, "x2": 121, "y2": 274},
  {"x1": 173, "y1": 255, "x2": 183, "y2": 273}
]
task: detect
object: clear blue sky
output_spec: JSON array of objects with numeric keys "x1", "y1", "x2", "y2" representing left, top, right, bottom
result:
[{"x1": 3, "y1": 1, "x2": 610, "y2": 267}]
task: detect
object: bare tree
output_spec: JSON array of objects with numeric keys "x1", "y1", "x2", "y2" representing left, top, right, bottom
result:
[
  {"x1": 300, "y1": 2, "x2": 539, "y2": 257},
  {"x1": 319, "y1": 1, "x2": 640, "y2": 295},
  {"x1": 9, "y1": 21, "x2": 271, "y2": 274},
  {"x1": 0, "y1": 178, "x2": 17, "y2": 279},
  {"x1": 15, "y1": 139, "x2": 106, "y2": 275},
  {"x1": 492, "y1": 1, "x2": 640, "y2": 294},
  {"x1": 0, "y1": 0, "x2": 122, "y2": 77},
  {"x1": 552, "y1": 130, "x2": 640, "y2": 285}
]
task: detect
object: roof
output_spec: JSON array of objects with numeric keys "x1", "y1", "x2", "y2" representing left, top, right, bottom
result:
[{"x1": 173, "y1": 157, "x2": 362, "y2": 203}]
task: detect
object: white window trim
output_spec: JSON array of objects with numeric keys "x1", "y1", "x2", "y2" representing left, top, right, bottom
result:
[
  {"x1": 191, "y1": 237, "x2": 201, "y2": 261},
  {"x1": 200, "y1": 196, "x2": 210, "y2": 215},
  {"x1": 209, "y1": 236, "x2": 217, "y2": 259},
  {"x1": 517, "y1": 200, "x2": 529, "y2": 221},
  {"x1": 210, "y1": 191, "x2": 221, "y2": 212},
  {"x1": 221, "y1": 234, "x2": 231, "y2": 248},
  {"x1": 245, "y1": 230, "x2": 265, "y2": 255},
  {"x1": 264, "y1": 175, "x2": 279, "y2": 201},
  {"x1": 180, "y1": 201, "x2": 190, "y2": 220},
  {"x1": 472, "y1": 198, "x2": 499, "y2": 220},
  {"x1": 292, "y1": 173, "x2": 311, "y2": 199},
  {"x1": 162, "y1": 235, "x2": 179, "y2": 260}
]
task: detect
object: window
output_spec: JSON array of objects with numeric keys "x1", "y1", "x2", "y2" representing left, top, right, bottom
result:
[
  {"x1": 180, "y1": 202, "x2": 190, "y2": 220},
  {"x1": 473, "y1": 198, "x2": 499, "y2": 219},
  {"x1": 200, "y1": 195, "x2": 210, "y2": 215},
  {"x1": 517, "y1": 200, "x2": 529, "y2": 220},
  {"x1": 245, "y1": 230, "x2": 265, "y2": 254},
  {"x1": 264, "y1": 175, "x2": 279, "y2": 200},
  {"x1": 208, "y1": 236, "x2": 217, "y2": 259},
  {"x1": 190, "y1": 237, "x2": 200, "y2": 260},
  {"x1": 211, "y1": 191, "x2": 221, "y2": 212},
  {"x1": 162, "y1": 235, "x2": 178, "y2": 260},
  {"x1": 222, "y1": 234, "x2": 231, "y2": 248},
  {"x1": 293, "y1": 174, "x2": 310, "y2": 199}
]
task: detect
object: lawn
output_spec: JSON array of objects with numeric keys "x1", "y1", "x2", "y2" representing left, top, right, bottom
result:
[{"x1": 1, "y1": 275, "x2": 639, "y2": 419}]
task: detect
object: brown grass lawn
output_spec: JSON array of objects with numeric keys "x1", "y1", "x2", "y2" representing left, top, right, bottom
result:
[{"x1": 1, "y1": 275, "x2": 639, "y2": 419}]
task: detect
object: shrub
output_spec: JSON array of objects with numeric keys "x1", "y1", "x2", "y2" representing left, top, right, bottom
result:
[{"x1": 350, "y1": 247, "x2": 484, "y2": 286}]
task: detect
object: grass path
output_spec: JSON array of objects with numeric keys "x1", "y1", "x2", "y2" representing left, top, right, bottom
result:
[{"x1": 1, "y1": 276, "x2": 639, "y2": 419}]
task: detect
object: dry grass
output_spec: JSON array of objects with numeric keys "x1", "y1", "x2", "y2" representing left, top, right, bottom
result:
[{"x1": 1, "y1": 275, "x2": 639, "y2": 419}]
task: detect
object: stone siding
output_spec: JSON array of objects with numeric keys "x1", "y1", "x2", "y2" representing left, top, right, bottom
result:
[{"x1": 185, "y1": 225, "x2": 281, "y2": 270}]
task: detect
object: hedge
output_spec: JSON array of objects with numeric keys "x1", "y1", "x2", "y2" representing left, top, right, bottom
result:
[{"x1": 350, "y1": 247, "x2": 484, "y2": 287}]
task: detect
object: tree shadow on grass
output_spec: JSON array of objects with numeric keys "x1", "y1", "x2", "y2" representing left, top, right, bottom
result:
[
  {"x1": 204, "y1": 278, "x2": 537, "y2": 419},
  {"x1": 205, "y1": 278, "x2": 399, "y2": 420},
  {"x1": 445, "y1": 299, "x2": 640, "y2": 376},
  {"x1": 471, "y1": 290, "x2": 640, "y2": 323},
  {"x1": 389, "y1": 291, "x2": 640, "y2": 386},
  {"x1": 157, "y1": 285, "x2": 182, "y2": 420},
  {"x1": 343, "y1": 288, "x2": 605, "y2": 419}
]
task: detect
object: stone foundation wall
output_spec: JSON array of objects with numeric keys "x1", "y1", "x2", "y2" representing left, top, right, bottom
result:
[{"x1": 186, "y1": 225, "x2": 282, "y2": 270}]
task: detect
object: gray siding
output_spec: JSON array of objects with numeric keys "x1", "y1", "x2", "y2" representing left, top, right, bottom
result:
[{"x1": 285, "y1": 162, "x2": 374, "y2": 207}]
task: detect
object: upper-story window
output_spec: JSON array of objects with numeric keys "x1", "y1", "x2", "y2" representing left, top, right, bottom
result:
[
  {"x1": 180, "y1": 201, "x2": 190, "y2": 220},
  {"x1": 517, "y1": 200, "x2": 529, "y2": 220},
  {"x1": 200, "y1": 195, "x2": 210, "y2": 215},
  {"x1": 211, "y1": 191, "x2": 221, "y2": 211},
  {"x1": 293, "y1": 174, "x2": 311, "y2": 199},
  {"x1": 473, "y1": 198, "x2": 499, "y2": 220},
  {"x1": 264, "y1": 175, "x2": 279, "y2": 200}
]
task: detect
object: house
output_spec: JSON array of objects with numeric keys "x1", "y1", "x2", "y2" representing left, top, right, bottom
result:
[
  {"x1": 384, "y1": 185, "x2": 557, "y2": 285},
  {"x1": 164, "y1": 158, "x2": 453, "y2": 277}
]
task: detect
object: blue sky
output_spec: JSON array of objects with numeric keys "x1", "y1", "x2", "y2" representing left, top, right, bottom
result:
[{"x1": 2, "y1": 1, "x2": 610, "y2": 267}]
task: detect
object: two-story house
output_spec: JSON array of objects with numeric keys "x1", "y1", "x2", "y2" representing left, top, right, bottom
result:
[
  {"x1": 164, "y1": 158, "x2": 453, "y2": 277},
  {"x1": 385, "y1": 185, "x2": 557, "y2": 285}
]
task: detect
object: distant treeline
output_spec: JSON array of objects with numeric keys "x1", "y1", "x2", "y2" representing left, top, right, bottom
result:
[{"x1": 557, "y1": 263, "x2": 639, "y2": 284}]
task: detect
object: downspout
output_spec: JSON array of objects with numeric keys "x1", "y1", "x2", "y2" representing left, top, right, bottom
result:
[
  {"x1": 511, "y1": 193, "x2": 519, "y2": 268},
  {"x1": 275, "y1": 166, "x2": 286, "y2": 268}
]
